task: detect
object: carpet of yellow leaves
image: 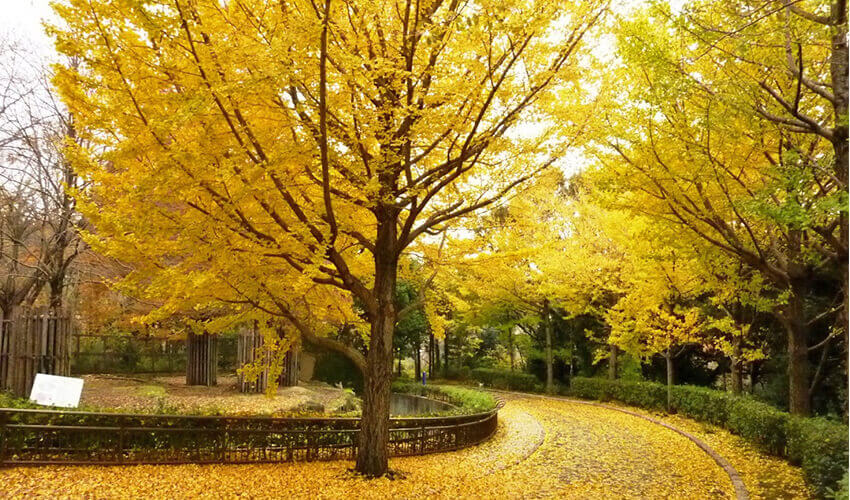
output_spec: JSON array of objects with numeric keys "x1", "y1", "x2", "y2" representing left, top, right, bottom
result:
[
  {"x1": 79, "y1": 375, "x2": 352, "y2": 415},
  {"x1": 606, "y1": 403, "x2": 812, "y2": 499},
  {"x1": 0, "y1": 393, "x2": 810, "y2": 499}
]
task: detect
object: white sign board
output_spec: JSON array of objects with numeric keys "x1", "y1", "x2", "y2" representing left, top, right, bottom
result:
[{"x1": 29, "y1": 373, "x2": 84, "y2": 408}]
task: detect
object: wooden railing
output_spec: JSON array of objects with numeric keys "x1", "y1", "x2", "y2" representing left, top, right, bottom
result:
[{"x1": 0, "y1": 405, "x2": 498, "y2": 466}]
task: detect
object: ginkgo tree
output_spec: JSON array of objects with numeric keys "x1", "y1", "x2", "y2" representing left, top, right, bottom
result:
[
  {"x1": 584, "y1": 0, "x2": 847, "y2": 415},
  {"x1": 437, "y1": 170, "x2": 583, "y2": 392},
  {"x1": 50, "y1": 0, "x2": 607, "y2": 474},
  {"x1": 604, "y1": 243, "x2": 707, "y2": 410}
]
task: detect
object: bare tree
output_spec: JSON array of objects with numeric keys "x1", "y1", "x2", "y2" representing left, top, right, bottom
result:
[{"x1": 0, "y1": 39, "x2": 85, "y2": 316}]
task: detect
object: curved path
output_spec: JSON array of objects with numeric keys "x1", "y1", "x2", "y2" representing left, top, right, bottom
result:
[{"x1": 0, "y1": 392, "x2": 810, "y2": 499}]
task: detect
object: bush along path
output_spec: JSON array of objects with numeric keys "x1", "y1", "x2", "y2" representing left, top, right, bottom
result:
[
  {"x1": 568, "y1": 377, "x2": 847, "y2": 498},
  {"x1": 0, "y1": 390, "x2": 808, "y2": 499}
]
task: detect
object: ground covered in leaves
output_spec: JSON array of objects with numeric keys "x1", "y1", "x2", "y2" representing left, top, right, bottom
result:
[
  {"x1": 0, "y1": 392, "x2": 811, "y2": 499},
  {"x1": 78, "y1": 375, "x2": 356, "y2": 415}
]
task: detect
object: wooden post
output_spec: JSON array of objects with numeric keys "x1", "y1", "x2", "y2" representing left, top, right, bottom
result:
[
  {"x1": 186, "y1": 331, "x2": 217, "y2": 386},
  {"x1": 237, "y1": 325, "x2": 268, "y2": 393},
  {"x1": 0, "y1": 307, "x2": 71, "y2": 397},
  {"x1": 280, "y1": 345, "x2": 300, "y2": 387}
]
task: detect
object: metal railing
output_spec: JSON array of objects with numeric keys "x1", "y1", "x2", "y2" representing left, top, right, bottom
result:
[{"x1": 0, "y1": 404, "x2": 498, "y2": 466}]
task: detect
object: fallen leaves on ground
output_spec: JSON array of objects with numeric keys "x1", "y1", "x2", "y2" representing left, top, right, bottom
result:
[
  {"x1": 604, "y1": 402, "x2": 812, "y2": 499},
  {"x1": 0, "y1": 393, "x2": 810, "y2": 499},
  {"x1": 78, "y1": 375, "x2": 351, "y2": 416}
]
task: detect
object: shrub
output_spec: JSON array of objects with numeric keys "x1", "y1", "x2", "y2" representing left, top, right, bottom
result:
[
  {"x1": 568, "y1": 378, "x2": 666, "y2": 411},
  {"x1": 568, "y1": 377, "x2": 849, "y2": 496},
  {"x1": 669, "y1": 385, "x2": 733, "y2": 426},
  {"x1": 829, "y1": 471, "x2": 849, "y2": 500},
  {"x1": 611, "y1": 380, "x2": 667, "y2": 410},
  {"x1": 726, "y1": 397, "x2": 788, "y2": 455},
  {"x1": 0, "y1": 391, "x2": 41, "y2": 409},
  {"x1": 313, "y1": 351, "x2": 363, "y2": 392},
  {"x1": 786, "y1": 417, "x2": 849, "y2": 498},
  {"x1": 443, "y1": 366, "x2": 471, "y2": 381},
  {"x1": 470, "y1": 368, "x2": 539, "y2": 392}
]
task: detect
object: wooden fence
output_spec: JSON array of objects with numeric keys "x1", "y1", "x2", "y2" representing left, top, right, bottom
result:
[{"x1": 0, "y1": 308, "x2": 71, "y2": 397}]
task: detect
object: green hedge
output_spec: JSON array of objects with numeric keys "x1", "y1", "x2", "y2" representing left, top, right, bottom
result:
[
  {"x1": 568, "y1": 377, "x2": 848, "y2": 498},
  {"x1": 786, "y1": 417, "x2": 849, "y2": 498},
  {"x1": 725, "y1": 397, "x2": 788, "y2": 456},
  {"x1": 569, "y1": 377, "x2": 668, "y2": 410},
  {"x1": 469, "y1": 368, "x2": 541, "y2": 392}
]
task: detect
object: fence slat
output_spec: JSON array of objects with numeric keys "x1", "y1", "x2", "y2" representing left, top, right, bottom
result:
[{"x1": 0, "y1": 308, "x2": 72, "y2": 397}]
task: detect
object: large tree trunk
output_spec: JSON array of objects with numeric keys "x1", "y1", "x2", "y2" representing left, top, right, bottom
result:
[
  {"x1": 749, "y1": 360, "x2": 759, "y2": 394},
  {"x1": 780, "y1": 289, "x2": 811, "y2": 416},
  {"x1": 509, "y1": 327, "x2": 515, "y2": 371},
  {"x1": 731, "y1": 337, "x2": 743, "y2": 395},
  {"x1": 831, "y1": 1, "x2": 848, "y2": 344},
  {"x1": 428, "y1": 331, "x2": 435, "y2": 379},
  {"x1": 434, "y1": 337, "x2": 440, "y2": 374},
  {"x1": 608, "y1": 344, "x2": 618, "y2": 380},
  {"x1": 414, "y1": 341, "x2": 421, "y2": 381},
  {"x1": 48, "y1": 280, "x2": 64, "y2": 312},
  {"x1": 543, "y1": 299, "x2": 554, "y2": 393},
  {"x1": 830, "y1": 0, "x2": 849, "y2": 413},
  {"x1": 356, "y1": 215, "x2": 397, "y2": 476},
  {"x1": 443, "y1": 330, "x2": 450, "y2": 377},
  {"x1": 665, "y1": 349, "x2": 674, "y2": 411}
]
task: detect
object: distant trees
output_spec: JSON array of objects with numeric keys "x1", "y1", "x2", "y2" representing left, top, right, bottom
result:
[
  {"x1": 0, "y1": 40, "x2": 84, "y2": 317},
  {"x1": 585, "y1": 0, "x2": 847, "y2": 416}
]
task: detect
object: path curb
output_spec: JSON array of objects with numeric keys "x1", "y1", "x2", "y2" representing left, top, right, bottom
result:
[{"x1": 490, "y1": 389, "x2": 749, "y2": 500}]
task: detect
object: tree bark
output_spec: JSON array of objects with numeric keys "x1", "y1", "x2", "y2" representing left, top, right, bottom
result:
[
  {"x1": 749, "y1": 360, "x2": 758, "y2": 394},
  {"x1": 731, "y1": 338, "x2": 743, "y2": 395},
  {"x1": 355, "y1": 213, "x2": 398, "y2": 476},
  {"x1": 434, "y1": 337, "x2": 440, "y2": 374},
  {"x1": 428, "y1": 331, "x2": 435, "y2": 379},
  {"x1": 414, "y1": 341, "x2": 421, "y2": 381},
  {"x1": 665, "y1": 349, "x2": 674, "y2": 411},
  {"x1": 780, "y1": 289, "x2": 811, "y2": 416},
  {"x1": 608, "y1": 344, "x2": 618, "y2": 380},
  {"x1": 443, "y1": 330, "x2": 450, "y2": 377},
  {"x1": 509, "y1": 327, "x2": 515, "y2": 371},
  {"x1": 830, "y1": 1, "x2": 848, "y2": 347},
  {"x1": 543, "y1": 299, "x2": 554, "y2": 393}
]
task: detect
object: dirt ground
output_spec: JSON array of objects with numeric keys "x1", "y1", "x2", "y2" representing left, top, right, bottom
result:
[{"x1": 78, "y1": 374, "x2": 359, "y2": 416}]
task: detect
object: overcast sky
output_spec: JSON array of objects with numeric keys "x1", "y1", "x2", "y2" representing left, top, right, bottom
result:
[{"x1": 2, "y1": 0, "x2": 55, "y2": 56}]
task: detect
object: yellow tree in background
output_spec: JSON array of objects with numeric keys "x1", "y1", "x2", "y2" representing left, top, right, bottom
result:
[{"x1": 583, "y1": 0, "x2": 846, "y2": 415}]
